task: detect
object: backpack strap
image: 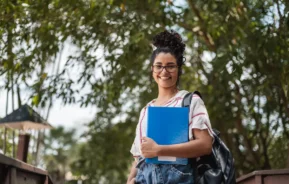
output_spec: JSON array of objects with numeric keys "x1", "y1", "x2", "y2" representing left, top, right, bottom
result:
[
  {"x1": 182, "y1": 91, "x2": 202, "y2": 108},
  {"x1": 182, "y1": 92, "x2": 193, "y2": 107},
  {"x1": 182, "y1": 91, "x2": 202, "y2": 179},
  {"x1": 193, "y1": 91, "x2": 202, "y2": 99}
]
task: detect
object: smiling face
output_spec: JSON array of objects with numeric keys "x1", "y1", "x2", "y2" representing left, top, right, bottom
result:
[{"x1": 152, "y1": 53, "x2": 179, "y2": 89}]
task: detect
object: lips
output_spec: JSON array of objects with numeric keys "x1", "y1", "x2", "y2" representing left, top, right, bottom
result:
[{"x1": 158, "y1": 76, "x2": 171, "y2": 80}]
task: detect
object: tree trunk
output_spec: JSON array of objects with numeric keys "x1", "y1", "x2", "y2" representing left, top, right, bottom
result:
[
  {"x1": 4, "y1": 82, "x2": 9, "y2": 155},
  {"x1": 11, "y1": 72, "x2": 15, "y2": 158}
]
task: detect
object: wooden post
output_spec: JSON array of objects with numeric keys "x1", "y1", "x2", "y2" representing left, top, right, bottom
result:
[
  {"x1": 16, "y1": 134, "x2": 30, "y2": 163},
  {"x1": 44, "y1": 176, "x2": 49, "y2": 184},
  {"x1": 10, "y1": 168, "x2": 17, "y2": 184}
]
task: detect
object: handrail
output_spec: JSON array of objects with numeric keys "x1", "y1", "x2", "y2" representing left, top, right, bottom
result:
[
  {"x1": 0, "y1": 153, "x2": 54, "y2": 184},
  {"x1": 236, "y1": 168, "x2": 289, "y2": 184}
]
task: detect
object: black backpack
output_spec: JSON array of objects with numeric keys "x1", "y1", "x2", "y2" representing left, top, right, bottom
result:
[{"x1": 182, "y1": 91, "x2": 236, "y2": 184}]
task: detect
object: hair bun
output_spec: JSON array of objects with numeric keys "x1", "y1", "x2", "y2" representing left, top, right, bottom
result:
[{"x1": 152, "y1": 30, "x2": 185, "y2": 55}]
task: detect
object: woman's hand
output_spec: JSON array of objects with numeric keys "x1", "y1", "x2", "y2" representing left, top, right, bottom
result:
[{"x1": 141, "y1": 137, "x2": 161, "y2": 158}]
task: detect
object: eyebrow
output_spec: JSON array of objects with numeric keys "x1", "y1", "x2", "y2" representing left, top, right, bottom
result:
[{"x1": 154, "y1": 62, "x2": 176, "y2": 65}]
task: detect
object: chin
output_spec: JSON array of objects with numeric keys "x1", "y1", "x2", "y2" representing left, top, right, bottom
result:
[{"x1": 158, "y1": 82, "x2": 177, "y2": 89}]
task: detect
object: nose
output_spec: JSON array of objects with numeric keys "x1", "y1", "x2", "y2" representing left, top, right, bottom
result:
[{"x1": 160, "y1": 67, "x2": 169, "y2": 74}]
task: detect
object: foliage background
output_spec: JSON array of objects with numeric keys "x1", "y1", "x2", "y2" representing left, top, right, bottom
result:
[{"x1": 1, "y1": 0, "x2": 289, "y2": 183}]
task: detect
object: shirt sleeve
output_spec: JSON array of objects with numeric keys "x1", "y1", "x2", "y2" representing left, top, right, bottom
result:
[
  {"x1": 130, "y1": 108, "x2": 144, "y2": 158},
  {"x1": 189, "y1": 94, "x2": 213, "y2": 139},
  {"x1": 130, "y1": 138, "x2": 141, "y2": 158}
]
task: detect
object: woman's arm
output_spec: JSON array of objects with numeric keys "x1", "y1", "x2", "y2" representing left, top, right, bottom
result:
[
  {"x1": 141, "y1": 129, "x2": 212, "y2": 158},
  {"x1": 126, "y1": 160, "x2": 137, "y2": 184}
]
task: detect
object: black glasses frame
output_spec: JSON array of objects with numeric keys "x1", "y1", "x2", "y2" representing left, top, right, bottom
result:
[{"x1": 152, "y1": 65, "x2": 179, "y2": 73}]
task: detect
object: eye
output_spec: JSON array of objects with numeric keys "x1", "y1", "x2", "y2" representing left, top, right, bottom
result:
[
  {"x1": 167, "y1": 66, "x2": 175, "y2": 70},
  {"x1": 155, "y1": 65, "x2": 162, "y2": 69}
]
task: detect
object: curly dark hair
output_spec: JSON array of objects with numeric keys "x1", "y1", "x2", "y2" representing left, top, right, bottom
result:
[{"x1": 150, "y1": 30, "x2": 186, "y2": 86}]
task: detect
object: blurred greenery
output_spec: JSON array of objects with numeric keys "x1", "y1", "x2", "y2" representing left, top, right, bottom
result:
[
  {"x1": 1, "y1": 0, "x2": 289, "y2": 183},
  {"x1": 43, "y1": 126, "x2": 77, "y2": 184}
]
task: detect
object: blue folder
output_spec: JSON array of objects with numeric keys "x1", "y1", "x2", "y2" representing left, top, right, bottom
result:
[{"x1": 145, "y1": 106, "x2": 189, "y2": 165}]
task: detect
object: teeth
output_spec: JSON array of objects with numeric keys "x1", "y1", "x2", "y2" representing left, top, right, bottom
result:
[{"x1": 159, "y1": 77, "x2": 170, "y2": 80}]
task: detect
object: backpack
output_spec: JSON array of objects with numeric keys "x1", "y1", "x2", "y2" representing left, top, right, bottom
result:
[{"x1": 182, "y1": 91, "x2": 236, "y2": 184}]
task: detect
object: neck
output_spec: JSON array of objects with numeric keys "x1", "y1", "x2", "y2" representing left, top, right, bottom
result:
[{"x1": 157, "y1": 86, "x2": 179, "y2": 101}]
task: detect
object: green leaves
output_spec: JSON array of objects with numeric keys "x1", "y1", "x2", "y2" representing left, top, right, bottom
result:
[
  {"x1": 43, "y1": 126, "x2": 77, "y2": 183},
  {"x1": 32, "y1": 95, "x2": 39, "y2": 106},
  {"x1": 1, "y1": 0, "x2": 289, "y2": 182}
]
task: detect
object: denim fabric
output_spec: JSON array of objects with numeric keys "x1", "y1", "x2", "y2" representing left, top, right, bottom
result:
[{"x1": 135, "y1": 158, "x2": 194, "y2": 184}]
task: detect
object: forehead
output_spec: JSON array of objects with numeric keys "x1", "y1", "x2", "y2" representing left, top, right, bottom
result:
[{"x1": 154, "y1": 53, "x2": 177, "y2": 65}]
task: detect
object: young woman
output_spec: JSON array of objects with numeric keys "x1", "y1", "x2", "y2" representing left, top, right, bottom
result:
[{"x1": 127, "y1": 30, "x2": 213, "y2": 184}]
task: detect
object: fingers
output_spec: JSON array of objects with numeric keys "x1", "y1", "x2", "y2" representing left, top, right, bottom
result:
[
  {"x1": 140, "y1": 138, "x2": 149, "y2": 157},
  {"x1": 141, "y1": 137, "x2": 149, "y2": 142},
  {"x1": 140, "y1": 142, "x2": 147, "y2": 151},
  {"x1": 140, "y1": 137, "x2": 159, "y2": 158},
  {"x1": 141, "y1": 137, "x2": 151, "y2": 150}
]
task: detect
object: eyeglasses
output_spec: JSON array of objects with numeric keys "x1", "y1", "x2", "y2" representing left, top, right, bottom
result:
[{"x1": 152, "y1": 65, "x2": 179, "y2": 73}]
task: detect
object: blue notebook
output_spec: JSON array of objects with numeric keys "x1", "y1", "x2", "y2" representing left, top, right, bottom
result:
[{"x1": 145, "y1": 106, "x2": 189, "y2": 165}]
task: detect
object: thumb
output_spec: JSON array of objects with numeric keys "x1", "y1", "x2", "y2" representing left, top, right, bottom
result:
[{"x1": 142, "y1": 137, "x2": 148, "y2": 142}]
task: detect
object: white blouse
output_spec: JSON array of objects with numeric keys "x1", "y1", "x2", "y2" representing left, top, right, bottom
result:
[{"x1": 130, "y1": 90, "x2": 213, "y2": 158}]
